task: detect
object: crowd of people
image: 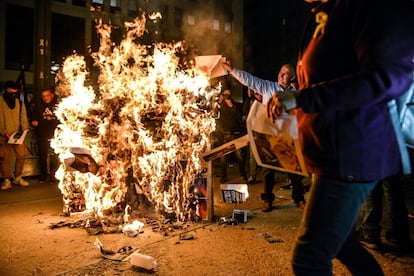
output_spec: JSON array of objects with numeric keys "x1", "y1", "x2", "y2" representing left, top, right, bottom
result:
[
  {"x1": 1, "y1": 82, "x2": 60, "y2": 190},
  {"x1": 1, "y1": 0, "x2": 414, "y2": 274}
]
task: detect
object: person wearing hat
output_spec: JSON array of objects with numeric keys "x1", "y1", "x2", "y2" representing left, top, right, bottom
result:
[{"x1": 0, "y1": 80, "x2": 30, "y2": 190}]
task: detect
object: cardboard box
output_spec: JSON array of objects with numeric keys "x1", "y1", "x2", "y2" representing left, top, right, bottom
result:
[
  {"x1": 232, "y1": 209, "x2": 248, "y2": 222},
  {"x1": 220, "y1": 184, "x2": 249, "y2": 203}
]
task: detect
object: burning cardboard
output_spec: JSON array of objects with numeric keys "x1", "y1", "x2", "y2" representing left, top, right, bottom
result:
[{"x1": 50, "y1": 14, "x2": 219, "y2": 223}]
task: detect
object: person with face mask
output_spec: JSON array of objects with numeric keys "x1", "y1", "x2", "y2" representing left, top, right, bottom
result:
[
  {"x1": 0, "y1": 81, "x2": 30, "y2": 190},
  {"x1": 267, "y1": 0, "x2": 414, "y2": 274}
]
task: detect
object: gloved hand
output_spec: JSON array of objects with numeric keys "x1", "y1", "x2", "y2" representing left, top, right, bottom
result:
[{"x1": 267, "y1": 92, "x2": 298, "y2": 121}]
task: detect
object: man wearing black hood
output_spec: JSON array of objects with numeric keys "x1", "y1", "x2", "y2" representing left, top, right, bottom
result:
[{"x1": 0, "y1": 81, "x2": 30, "y2": 190}]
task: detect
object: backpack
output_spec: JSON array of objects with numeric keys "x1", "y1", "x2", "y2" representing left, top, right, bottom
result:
[{"x1": 388, "y1": 70, "x2": 414, "y2": 175}]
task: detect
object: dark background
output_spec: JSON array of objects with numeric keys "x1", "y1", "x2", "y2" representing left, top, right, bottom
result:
[{"x1": 243, "y1": 0, "x2": 311, "y2": 81}]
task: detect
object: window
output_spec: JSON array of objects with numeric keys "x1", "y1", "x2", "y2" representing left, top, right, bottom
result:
[
  {"x1": 174, "y1": 7, "x2": 183, "y2": 28},
  {"x1": 5, "y1": 4, "x2": 34, "y2": 71},
  {"x1": 110, "y1": 0, "x2": 121, "y2": 13},
  {"x1": 72, "y1": 0, "x2": 86, "y2": 7},
  {"x1": 224, "y1": 22, "x2": 232, "y2": 33},
  {"x1": 51, "y1": 13, "x2": 85, "y2": 66},
  {"x1": 213, "y1": 19, "x2": 219, "y2": 31},
  {"x1": 187, "y1": 15, "x2": 195, "y2": 25},
  {"x1": 128, "y1": 0, "x2": 138, "y2": 17}
]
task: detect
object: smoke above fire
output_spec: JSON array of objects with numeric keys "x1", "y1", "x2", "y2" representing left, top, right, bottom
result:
[{"x1": 51, "y1": 13, "x2": 219, "y2": 221}]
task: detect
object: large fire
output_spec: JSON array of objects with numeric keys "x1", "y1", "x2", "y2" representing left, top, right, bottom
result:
[{"x1": 50, "y1": 13, "x2": 219, "y2": 223}]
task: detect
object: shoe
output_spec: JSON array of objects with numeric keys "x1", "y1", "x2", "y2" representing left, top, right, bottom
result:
[
  {"x1": 260, "y1": 200, "x2": 273, "y2": 212},
  {"x1": 359, "y1": 229, "x2": 381, "y2": 251},
  {"x1": 247, "y1": 176, "x2": 256, "y2": 185},
  {"x1": 220, "y1": 176, "x2": 227, "y2": 183},
  {"x1": 14, "y1": 176, "x2": 29, "y2": 187},
  {"x1": 1, "y1": 179, "x2": 12, "y2": 190},
  {"x1": 241, "y1": 175, "x2": 247, "y2": 181},
  {"x1": 280, "y1": 184, "x2": 293, "y2": 190},
  {"x1": 294, "y1": 200, "x2": 306, "y2": 210}
]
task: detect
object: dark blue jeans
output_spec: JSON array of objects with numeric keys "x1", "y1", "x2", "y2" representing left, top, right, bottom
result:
[
  {"x1": 292, "y1": 175, "x2": 383, "y2": 276},
  {"x1": 360, "y1": 174, "x2": 411, "y2": 245}
]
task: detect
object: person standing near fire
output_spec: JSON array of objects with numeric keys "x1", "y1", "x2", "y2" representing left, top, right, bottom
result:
[
  {"x1": 30, "y1": 88, "x2": 60, "y2": 183},
  {"x1": 222, "y1": 62, "x2": 306, "y2": 211},
  {"x1": 0, "y1": 81, "x2": 30, "y2": 190},
  {"x1": 266, "y1": 0, "x2": 414, "y2": 274},
  {"x1": 242, "y1": 88, "x2": 262, "y2": 185},
  {"x1": 214, "y1": 85, "x2": 247, "y2": 183}
]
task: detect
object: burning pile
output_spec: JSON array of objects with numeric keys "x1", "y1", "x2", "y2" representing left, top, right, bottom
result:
[{"x1": 51, "y1": 13, "x2": 219, "y2": 224}]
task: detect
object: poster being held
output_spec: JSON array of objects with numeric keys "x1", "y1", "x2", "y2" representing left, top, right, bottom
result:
[{"x1": 246, "y1": 101, "x2": 308, "y2": 177}]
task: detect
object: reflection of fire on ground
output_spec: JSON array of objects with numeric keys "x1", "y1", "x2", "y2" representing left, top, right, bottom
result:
[{"x1": 50, "y1": 13, "x2": 219, "y2": 228}]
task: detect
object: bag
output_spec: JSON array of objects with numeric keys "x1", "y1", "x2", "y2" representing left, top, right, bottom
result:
[{"x1": 388, "y1": 70, "x2": 414, "y2": 175}]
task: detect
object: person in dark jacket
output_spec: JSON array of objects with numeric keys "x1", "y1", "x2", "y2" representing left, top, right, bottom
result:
[
  {"x1": 30, "y1": 88, "x2": 60, "y2": 183},
  {"x1": 214, "y1": 88, "x2": 246, "y2": 183},
  {"x1": 266, "y1": 0, "x2": 414, "y2": 274}
]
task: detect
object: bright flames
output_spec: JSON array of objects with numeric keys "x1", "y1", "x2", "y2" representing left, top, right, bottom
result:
[{"x1": 51, "y1": 14, "x2": 219, "y2": 222}]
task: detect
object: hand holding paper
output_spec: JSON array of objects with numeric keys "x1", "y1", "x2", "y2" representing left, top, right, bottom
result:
[
  {"x1": 195, "y1": 55, "x2": 228, "y2": 79},
  {"x1": 8, "y1": 129, "x2": 29, "y2": 144}
]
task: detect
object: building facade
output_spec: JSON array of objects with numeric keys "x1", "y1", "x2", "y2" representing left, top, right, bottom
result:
[{"x1": 0, "y1": 0, "x2": 244, "y2": 100}]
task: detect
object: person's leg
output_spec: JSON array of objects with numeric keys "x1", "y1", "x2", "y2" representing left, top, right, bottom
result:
[
  {"x1": 292, "y1": 175, "x2": 382, "y2": 276},
  {"x1": 13, "y1": 144, "x2": 28, "y2": 186},
  {"x1": 289, "y1": 173, "x2": 305, "y2": 208},
  {"x1": 220, "y1": 155, "x2": 228, "y2": 182},
  {"x1": 248, "y1": 147, "x2": 257, "y2": 184},
  {"x1": 336, "y1": 229, "x2": 384, "y2": 276},
  {"x1": 261, "y1": 169, "x2": 275, "y2": 212},
  {"x1": 234, "y1": 148, "x2": 246, "y2": 180},
  {"x1": 359, "y1": 181, "x2": 383, "y2": 249},
  {"x1": 382, "y1": 174, "x2": 412, "y2": 251},
  {"x1": 48, "y1": 146, "x2": 60, "y2": 181},
  {"x1": 37, "y1": 136, "x2": 49, "y2": 180},
  {"x1": 13, "y1": 144, "x2": 27, "y2": 178},
  {"x1": 0, "y1": 144, "x2": 12, "y2": 179}
]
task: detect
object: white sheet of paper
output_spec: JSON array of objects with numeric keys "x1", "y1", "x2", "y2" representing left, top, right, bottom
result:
[
  {"x1": 8, "y1": 129, "x2": 29, "y2": 145},
  {"x1": 195, "y1": 55, "x2": 228, "y2": 79}
]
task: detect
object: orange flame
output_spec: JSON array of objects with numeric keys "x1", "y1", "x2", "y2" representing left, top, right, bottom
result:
[{"x1": 51, "y1": 14, "x2": 219, "y2": 220}]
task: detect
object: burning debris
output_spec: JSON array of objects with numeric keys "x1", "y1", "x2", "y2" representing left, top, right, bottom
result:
[{"x1": 50, "y1": 13, "x2": 219, "y2": 229}]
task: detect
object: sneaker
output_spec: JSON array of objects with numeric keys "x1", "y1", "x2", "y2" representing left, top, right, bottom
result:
[
  {"x1": 359, "y1": 229, "x2": 381, "y2": 251},
  {"x1": 1, "y1": 179, "x2": 12, "y2": 190},
  {"x1": 260, "y1": 200, "x2": 273, "y2": 212},
  {"x1": 294, "y1": 200, "x2": 306, "y2": 210},
  {"x1": 14, "y1": 176, "x2": 29, "y2": 187}
]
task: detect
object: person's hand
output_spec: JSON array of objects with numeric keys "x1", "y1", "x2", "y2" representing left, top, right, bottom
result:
[
  {"x1": 222, "y1": 60, "x2": 233, "y2": 73},
  {"x1": 267, "y1": 94, "x2": 283, "y2": 121},
  {"x1": 31, "y1": 121, "x2": 39, "y2": 127},
  {"x1": 267, "y1": 92, "x2": 298, "y2": 121}
]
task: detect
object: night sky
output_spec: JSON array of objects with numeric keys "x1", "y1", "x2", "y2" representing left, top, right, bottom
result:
[{"x1": 243, "y1": 0, "x2": 311, "y2": 80}]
